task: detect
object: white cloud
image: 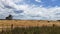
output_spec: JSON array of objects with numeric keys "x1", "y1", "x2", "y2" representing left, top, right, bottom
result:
[
  {"x1": 0, "y1": 0, "x2": 60, "y2": 20},
  {"x1": 35, "y1": 0, "x2": 41, "y2": 2}
]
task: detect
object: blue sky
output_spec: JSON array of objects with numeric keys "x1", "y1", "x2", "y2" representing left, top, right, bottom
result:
[
  {"x1": 15, "y1": 0, "x2": 60, "y2": 7},
  {"x1": 0, "y1": 0, "x2": 60, "y2": 20}
]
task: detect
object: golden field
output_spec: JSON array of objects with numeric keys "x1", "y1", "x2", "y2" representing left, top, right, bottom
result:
[
  {"x1": 0, "y1": 20, "x2": 60, "y2": 34},
  {"x1": 0, "y1": 20, "x2": 60, "y2": 27}
]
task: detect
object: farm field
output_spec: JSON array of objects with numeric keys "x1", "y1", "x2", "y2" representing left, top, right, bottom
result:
[
  {"x1": 0, "y1": 20, "x2": 60, "y2": 27},
  {"x1": 0, "y1": 20, "x2": 60, "y2": 34}
]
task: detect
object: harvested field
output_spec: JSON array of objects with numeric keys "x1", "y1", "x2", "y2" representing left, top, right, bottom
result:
[
  {"x1": 0, "y1": 20, "x2": 60, "y2": 34},
  {"x1": 0, "y1": 20, "x2": 60, "y2": 27}
]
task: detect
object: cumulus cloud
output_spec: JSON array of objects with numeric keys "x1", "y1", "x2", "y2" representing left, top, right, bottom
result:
[
  {"x1": 0, "y1": 0, "x2": 60, "y2": 20},
  {"x1": 22, "y1": 6, "x2": 60, "y2": 20}
]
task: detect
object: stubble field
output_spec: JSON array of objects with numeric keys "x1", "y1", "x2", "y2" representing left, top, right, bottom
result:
[
  {"x1": 0, "y1": 20, "x2": 60, "y2": 34},
  {"x1": 0, "y1": 20, "x2": 60, "y2": 27}
]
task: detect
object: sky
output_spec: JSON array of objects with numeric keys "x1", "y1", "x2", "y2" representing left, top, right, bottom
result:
[{"x1": 0, "y1": 0, "x2": 60, "y2": 20}]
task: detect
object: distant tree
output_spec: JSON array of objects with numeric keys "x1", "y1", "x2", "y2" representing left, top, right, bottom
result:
[
  {"x1": 57, "y1": 20, "x2": 60, "y2": 21},
  {"x1": 6, "y1": 14, "x2": 13, "y2": 20}
]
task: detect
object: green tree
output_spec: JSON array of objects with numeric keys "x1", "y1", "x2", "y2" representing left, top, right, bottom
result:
[{"x1": 6, "y1": 14, "x2": 13, "y2": 20}]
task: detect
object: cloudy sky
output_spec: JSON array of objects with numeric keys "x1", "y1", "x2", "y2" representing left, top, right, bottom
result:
[{"x1": 0, "y1": 0, "x2": 60, "y2": 20}]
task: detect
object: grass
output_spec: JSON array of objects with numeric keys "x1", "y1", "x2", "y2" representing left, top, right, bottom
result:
[
  {"x1": 0, "y1": 20, "x2": 60, "y2": 34},
  {"x1": 0, "y1": 20, "x2": 60, "y2": 27},
  {"x1": 0, "y1": 26, "x2": 60, "y2": 34}
]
